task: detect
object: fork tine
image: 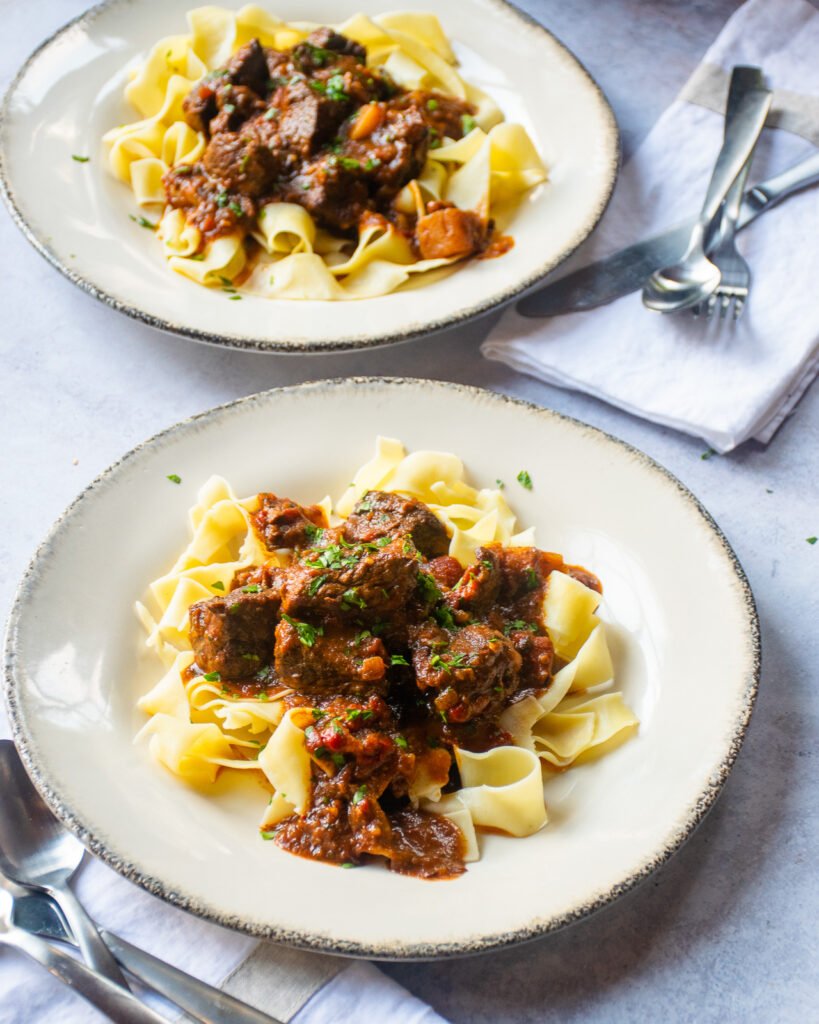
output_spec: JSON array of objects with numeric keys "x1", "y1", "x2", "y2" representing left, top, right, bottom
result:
[
  {"x1": 719, "y1": 293, "x2": 732, "y2": 319},
  {"x1": 733, "y1": 295, "x2": 746, "y2": 320},
  {"x1": 705, "y1": 294, "x2": 718, "y2": 319}
]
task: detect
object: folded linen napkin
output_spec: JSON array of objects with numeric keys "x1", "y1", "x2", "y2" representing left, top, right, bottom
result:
[
  {"x1": 0, "y1": 838, "x2": 448, "y2": 1024},
  {"x1": 482, "y1": 0, "x2": 819, "y2": 453}
]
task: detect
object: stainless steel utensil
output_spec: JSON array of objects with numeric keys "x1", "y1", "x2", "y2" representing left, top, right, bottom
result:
[
  {"x1": 515, "y1": 150, "x2": 819, "y2": 318},
  {"x1": 642, "y1": 76, "x2": 771, "y2": 312},
  {"x1": 0, "y1": 740, "x2": 128, "y2": 986},
  {"x1": 695, "y1": 67, "x2": 761, "y2": 319},
  {"x1": 13, "y1": 890, "x2": 284, "y2": 1024},
  {"x1": 0, "y1": 876, "x2": 170, "y2": 1024}
]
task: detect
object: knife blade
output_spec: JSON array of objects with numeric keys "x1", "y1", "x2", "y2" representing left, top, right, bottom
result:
[
  {"x1": 13, "y1": 893, "x2": 283, "y2": 1024},
  {"x1": 517, "y1": 149, "x2": 819, "y2": 318}
]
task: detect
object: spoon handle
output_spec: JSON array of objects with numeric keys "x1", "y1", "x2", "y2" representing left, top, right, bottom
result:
[
  {"x1": 695, "y1": 85, "x2": 772, "y2": 234},
  {"x1": 3, "y1": 925, "x2": 171, "y2": 1023},
  {"x1": 46, "y1": 881, "x2": 129, "y2": 988}
]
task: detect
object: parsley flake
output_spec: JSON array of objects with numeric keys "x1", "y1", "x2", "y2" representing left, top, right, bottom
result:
[
  {"x1": 352, "y1": 785, "x2": 367, "y2": 804},
  {"x1": 129, "y1": 214, "x2": 157, "y2": 230},
  {"x1": 390, "y1": 654, "x2": 410, "y2": 666},
  {"x1": 242, "y1": 584, "x2": 260, "y2": 593},
  {"x1": 166, "y1": 473, "x2": 182, "y2": 484},
  {"x1": 203, "y1": 671, "x2": 221, "y2": 683},
  {"x1": 72, "y1": 155, "x2": 90, "y2": 163},
  {"x1": 394, "y1": 735, "x2": 409, "y2": 750},
  {"x1": 516, "y1": 470, "x2": 533, "y2": 490},
  {"x1": 281, "y1": 614, "x2": 323, "y2": 647},
  {"x1": 211, "y1": 581, "x2": 225, "y2": 591},
  {"x1": 807, "y1": 537, "x2": 817, "y2": 545}
]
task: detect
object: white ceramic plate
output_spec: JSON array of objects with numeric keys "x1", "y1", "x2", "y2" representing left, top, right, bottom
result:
[
  {"x1": 5, "y1": 379, "x2": 759, "y2": 958},
  {"x1": 0, "y1": 0, "x2": 618, "y2": 352}
]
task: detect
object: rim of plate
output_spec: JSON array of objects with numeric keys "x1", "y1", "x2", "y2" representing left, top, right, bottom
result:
[
  {"x1": 0, "y1": 0, "x2": 620, "y2": 354},
  {"x1": 4, "y1": 379, "x2": 760, "y2": 959}
]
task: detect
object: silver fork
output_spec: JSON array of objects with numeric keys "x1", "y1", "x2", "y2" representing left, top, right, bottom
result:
[{"x1": 700, "y1": 159, "x2": 753, "y2": 319}]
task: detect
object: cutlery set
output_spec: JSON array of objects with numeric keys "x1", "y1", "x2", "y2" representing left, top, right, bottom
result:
[
  {"x1": 0, "y1": 740, "x2": 280, "y2": 1024},
  {"x1": 519, "y1": 65, "x2": 819, "y2": 322}
]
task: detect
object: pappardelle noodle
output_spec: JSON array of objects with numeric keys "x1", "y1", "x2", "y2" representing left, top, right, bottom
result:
[
  {"x1": 136, "y1": 439, "x2": 638, "y2": 879},
  {"x1": 105, "y1": 7, "x2": 547, "y2": 300}
]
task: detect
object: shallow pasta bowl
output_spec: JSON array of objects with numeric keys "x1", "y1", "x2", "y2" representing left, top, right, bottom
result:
[
  {"x1": 0, "y1": 0, "x2": 618, "y2": 352},
  {"x1": 5, "y1": 378, "x2": 759, "y2": 958}
]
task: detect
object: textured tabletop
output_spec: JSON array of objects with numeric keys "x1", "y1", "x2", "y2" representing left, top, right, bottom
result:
[{"x1": 1, "y1": 1, "x2": 817, "y2": 1022}]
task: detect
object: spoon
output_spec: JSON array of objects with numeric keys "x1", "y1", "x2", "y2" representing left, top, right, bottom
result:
[
  {"x1": 642, "y1": 76, "x2": 772, "y2": 313},
  {"x1": 0, "y1": 739, "x2": 128, "y2": 987},
  {"x1": 0, "y1": 876, "x2": 170, "y2": 1023}
]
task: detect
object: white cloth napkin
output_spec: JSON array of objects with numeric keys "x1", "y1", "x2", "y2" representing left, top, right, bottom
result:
[
  {"x1": 0, "y1": 806, "x2": 448, "y2": 1024},
  {"x1": 482, "y1": 0, "x2": 819, "y2": 453}
]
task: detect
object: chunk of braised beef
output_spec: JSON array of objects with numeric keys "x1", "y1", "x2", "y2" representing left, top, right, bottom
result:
[
  {"x1": 424, "y1": 555, "x2": 464, "y2": 591},
  {"x1": 182, "y1": 80, "x2": 219, "y2": 134},
  {"x1": 341, "y1": 103, "x2": 428, "y2": 198},
  {"x1": 494, "y1": 545, "x2": 564, "y2": 606},
  {"x1": 277, "y1": 77, "x2": 349, "y2": 155},
  {"x1": 444, "y1": 547, "x2": 502, "y2": 624},
  {"x1": 252, "y1": 493, "x2": 328, "y2": 551},
  {"x1": 279, "y1": 156, "x2": 369, "y2": 231},
  {"x1": 343, "y1": 491, "x2": 450, "y2": 558},
  {"x1": 274, "y1": 622, "x2": 388, "y2": 695},
  {"x1": 508, "y1": 630, "x2": 554, "y2": 691},
  {"x1": 409, "y1": 622, "x2": 521, "y2": 723},
  {"x1": 209, "y1": 83, "x2": 266, "y2": 134},
  {"x1": 281, "y1": 539, "x2": 420, "y2": 625},
  {"x1": 224, "y1": 38, "x2": 270, "y2": 95},
  {"x1": 188, "y1": 589, "x2": 280, "y2": 679},
  {"x1": 307, "y1": 27, "x2": 367, "y2": 61},
  {"x1": 230, "y1": 563, "x2": 284, "y2": 594},
  {"x1": 162, "y1": 164, "x2": 208, "y2": 210},
  {"x1": 201, "y1": 125, "x2": 280, "y2": 196}
]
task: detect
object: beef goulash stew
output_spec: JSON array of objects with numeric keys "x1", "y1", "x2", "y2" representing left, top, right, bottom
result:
[
  {"x1": 165, "y1": 28, "x2": 499, "y2": 262},
  {"x1": 186, "y1": 489, "x2": 601, "y2": 878}
]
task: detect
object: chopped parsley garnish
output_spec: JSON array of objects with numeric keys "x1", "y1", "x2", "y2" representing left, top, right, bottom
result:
[
  {"x1": 129, "y1": 214, "x2": 157, "y2": 230},
  {"x1": 461, "y1": 113, "x2": 478, "y2": 134},
  {"x1": 390, "y1": 654, "x2": 410, "y2": 666},
  {"x1": 331, "y1": 752, "x2": 346, "y2": 767},
  {"x1": 306, "y1": 544, "x2": 361, "y2": 570},
  {"x1": 701, "y1": 448, "x2": 716, "y2": 460},
  {"x1": 228, "y1": 294, "x2": 242, "y2": 300},
  {"x1": 516, "y1": 470, "x2": 533, "y2": 490},
  {"x1": 346, "y1": 709, "x2": 363, "y2": 722},
  {"x1": 311, "y1": 708, "x2": 326, "y2": 720},
  {"x1": 341, "y1": 587, "x2": 366, "y2": 610},
  {"x1": 434, "y1": 604, "x2": 456, "y2": 629},
  {"x1": 807, "y1": 537, "x2": 817, "y2": 545},
  {"x1": 264, "y1": 107, "x2": 279, "y2": 120},
  {"x1": 303, "y1": 522, "x2": 324, "y2": 543},
  {"x1": 340, "y1": 157, "x2": 361, "y2": 171},
  {"x1": 203, "y1": 671, "x2": 221, "y2": 683},
  {"x1": 309, "y1": 79, "x2": 327, "y2": 94},
  {"x1": 314, "y1": 745, "x2": 330, "y2": 759},
  {"x1": 364, "y1": 158, "x2": 381, "y2": 171},
  {"x1": 223, "y1": 103, "x2": 236, "y2": 114},
  {"x1": 525, "y1": 567, "x2": 539, "y2": 591},
  {"x1": 166, "y1": 473, "x2": 182, "y2": 484},
  {"x1": 417, "y1": 571, "x2": 442, "y2": 604},
  {"x1": 426, "y1": 98, "x2": 439, "y2": 111},
  {"x1": 430, "y1": 652, "x2": 467, "y2": 672},
  {"x1": 216, "y1": 192, "x2": 229, "y2": 208},
  {"x1": 211, "y1": 581, "x2": 225, "y2": 591},
  {"x1": 341, "y1": 861, "x2": 355, "y2": 868},
  {"x1": 326, "y1": 74, "x2": 347, "y2": 101},
  {"x1": 242, "y1": 584, "x2": 260, "y2": 593},
  {"x1": 394, "y1": 735, "x2": 409, "y2": 750},
  {"x1": 352, "y1": 785, "x2": 367, "y2": 804},
  {"x1": 257, "y1": 692, "x2": 269, "y2": 701},
  {"x1": 355, "y1": 629, "x2": 372, "y2": 643},
  {"x1": 228, "y1": 201, "x2": 244, "y2": 217},
  {"x1": 496, "y1": 478, "x2": 505, "y2": 489},
  {"x1": 71, "y1": 155, "x2": 90, "y2": 163},
  {"x1": 281, "y1": 614, "x2": 323, "y2": 647},
  {"x1": 260, "y1": 830, "x2": 277, "y2": 840},
  {"x1": 504, "y1": 619, "x2": 537, "y2": 635},
  {"x1": 428, "y1": 127, "x2": 442, "y2": 149},
  {"x1": 308, "y1": 574, "x2": 327, "y2": 597},
  {"x1": 242, "y1": 652, "x2": 260, "y2": 661}
]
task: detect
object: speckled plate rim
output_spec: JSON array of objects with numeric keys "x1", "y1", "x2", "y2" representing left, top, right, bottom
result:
[
  {"x1": 0, "y1": 0, "x2": 620, "y2": 355},
  {"x1": 3, "y1": 379, "x2": 760, "y2": 960}
]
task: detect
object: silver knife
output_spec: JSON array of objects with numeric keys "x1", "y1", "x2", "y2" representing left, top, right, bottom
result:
[
  {"x1": 517, "y1": 150, "x2": 819, "y2": 318},
  {"x1": 13, "y1": 893, "x2": 283, "y2": 1024}
]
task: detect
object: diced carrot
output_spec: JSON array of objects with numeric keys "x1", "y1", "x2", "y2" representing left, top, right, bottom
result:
[{"x1": 350, "y1": 103, "x2": 385, "y2": 140}]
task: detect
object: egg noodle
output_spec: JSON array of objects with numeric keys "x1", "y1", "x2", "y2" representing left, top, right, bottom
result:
[
  {"x1": 104, "y1": 7, "x2": 547, "y2": 299},
  {"x1": 136, "y1": 439, "x2": 637, "y2": 862}
]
